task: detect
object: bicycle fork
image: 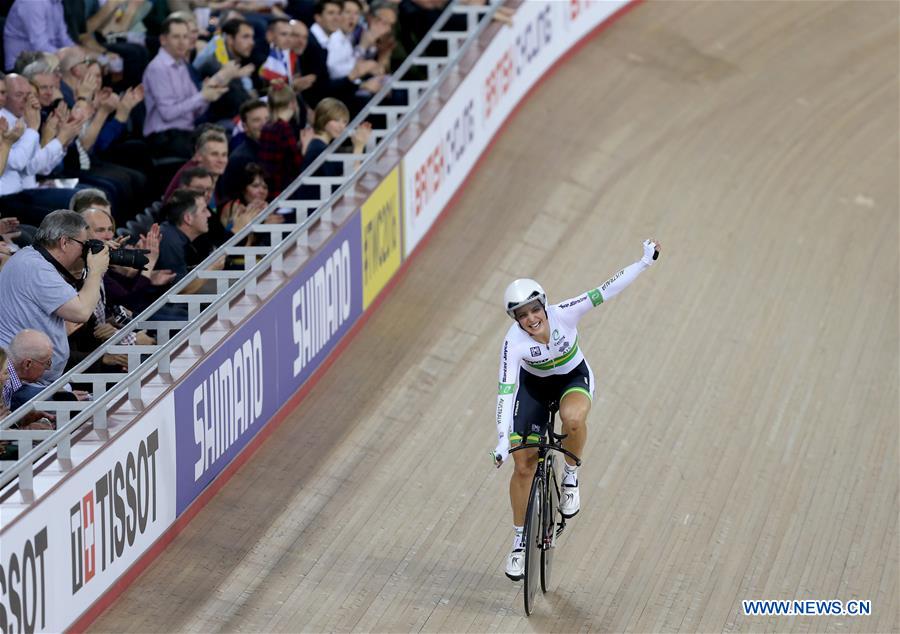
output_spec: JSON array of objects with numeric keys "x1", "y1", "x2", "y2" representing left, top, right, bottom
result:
[{"x1": 543, "y1": 471, "x2": 566, "y2": 548}]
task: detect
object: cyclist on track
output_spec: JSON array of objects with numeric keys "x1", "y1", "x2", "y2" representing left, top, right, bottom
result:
[{"x1": 492, "y1": 239, "x2": 661, "y2": 580}]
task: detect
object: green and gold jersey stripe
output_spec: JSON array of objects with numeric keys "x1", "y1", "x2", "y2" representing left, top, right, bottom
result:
[
  {"x1": 526, "y1": 337, "x2": 580, "y2": 371},
  {"x1": 509, "y1": 433, "x2": 540, "y2": 445}
]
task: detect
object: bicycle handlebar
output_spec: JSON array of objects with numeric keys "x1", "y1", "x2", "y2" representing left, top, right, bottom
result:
[{"x1": 509, "y1": 442, "x2": 582, "y2": 467}]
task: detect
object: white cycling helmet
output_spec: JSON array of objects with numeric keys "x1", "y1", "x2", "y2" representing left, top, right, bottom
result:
[{"x1": 504, "y1": 278, "x2": 547, "y2": 319}]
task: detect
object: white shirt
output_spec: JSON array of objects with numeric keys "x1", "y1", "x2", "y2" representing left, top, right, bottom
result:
[
  {"x1": 326, "y1": 29, "x2": 356, "y2": 80},
  {"x1": 310, "y1": 23, "x2": 330, "y2": 48},
  {"x1": 0, "y1": 108, "x2": 65, "y2": 195}
]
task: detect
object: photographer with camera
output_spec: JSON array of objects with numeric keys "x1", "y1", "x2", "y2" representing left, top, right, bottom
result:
[
  {"x1": 0, "y1": 210, "x2": 109, "y2": 397},
  {"x1": 71, "y1": 189, "x2": 177, "y2": 317},
  {"x1": 64, "y1": 235, "x2": 142, "y2": 374},
  {"x1": 53, "y1": 200, "x2": 157, "y2": 374}
]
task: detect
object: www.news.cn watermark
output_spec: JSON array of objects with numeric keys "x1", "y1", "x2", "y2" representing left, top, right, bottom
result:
[{"x1": 742, "y1": 599, "x2": 871, "y2": 616}]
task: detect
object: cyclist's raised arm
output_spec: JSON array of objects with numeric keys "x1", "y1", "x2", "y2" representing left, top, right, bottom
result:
[
  {"x1": 494, "y1": 335, "x2": 519, "y2": 465},
  {"x1": 558, "y1": 239, "x2": 660, "y2": 324},
  {"x1": 598, "y1": 239, "x2": 660, "y2": 302}
]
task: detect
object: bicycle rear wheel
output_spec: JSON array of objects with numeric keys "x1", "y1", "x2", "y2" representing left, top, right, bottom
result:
[
  {"x1": 541, "y1": 455, "x2": 560, "y2": 592},
  {"x1": 523, "y1": 469, "x2": 542, "y2": 615}
]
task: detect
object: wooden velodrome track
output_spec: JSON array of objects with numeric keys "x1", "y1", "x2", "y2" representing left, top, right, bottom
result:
[{"x1": 91, "y1": 2, "x2": 898, "y2": 632}]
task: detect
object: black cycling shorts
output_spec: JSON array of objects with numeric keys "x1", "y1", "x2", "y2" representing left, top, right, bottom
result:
[{"x1": 510, "y1": 360, "x2": 594, "y2": 445}]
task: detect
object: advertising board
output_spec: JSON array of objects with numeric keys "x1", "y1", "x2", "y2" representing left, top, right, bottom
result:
[
  {"x1": 176, "y1": 213, "x2": 363, "y2": 514},
  {"x1": 0, "y1": 395, "x2": 177, "y2": 633},
  {"x1": 361, "y1": 167, "x2": 403, "y2": 309},
  {"x1": 402, "y1": 0, "x2": 629, "y2": 256}
]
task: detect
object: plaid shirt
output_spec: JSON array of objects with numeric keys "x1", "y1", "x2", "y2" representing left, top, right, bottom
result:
[
  {"x1": 258, "y1": 120, "x2": 303, "y2": 196},
  {"x1": 2, "y1": 360, "x2": 22, "y2": 409},
  {"x1": 90, "y1": 279, "x2": 137, "y2": 346}
]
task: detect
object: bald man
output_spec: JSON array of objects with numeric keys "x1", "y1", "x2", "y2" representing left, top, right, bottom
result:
[{"x1": 3, "y1": 328, "x2": 53, "y2": 411}]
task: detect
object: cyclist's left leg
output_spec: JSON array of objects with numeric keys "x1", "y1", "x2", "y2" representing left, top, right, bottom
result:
[
  {"x1": 558, "y1": 360, "x2": 594, "y2": 467},
  {"x1": 557, "y1": 361, "x2": 593, "y2": 518},
  {"x1": 559, "y1": 390, "x2": 591, "y2": 467},
  {"x1": 558, "y1": 391, "x2": 589, "y2": 518}
]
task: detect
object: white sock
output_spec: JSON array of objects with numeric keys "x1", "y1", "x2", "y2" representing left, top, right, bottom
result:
[
  {"x1": 512, "y1": 525, "x2": 524, "y2": 549},
  {"x1": 563, "y1": 463, "x2": 577, "y2": 485}
]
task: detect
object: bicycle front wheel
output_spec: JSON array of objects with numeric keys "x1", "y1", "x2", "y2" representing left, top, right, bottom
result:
[
  {"x1": 523, "y1": 468, "x2": 542, "y2": 616},
  {"x1": 541, "y1": 455, "x2": 560, "y2": 593}
]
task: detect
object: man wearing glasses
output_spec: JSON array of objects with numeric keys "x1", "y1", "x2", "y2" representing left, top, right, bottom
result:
[
  {"x1": 0, "y1": 210, "x2": 109, "y2": 399},
  {"x1": 2, "y1": 329, "x2": 54, "y2": 412}
]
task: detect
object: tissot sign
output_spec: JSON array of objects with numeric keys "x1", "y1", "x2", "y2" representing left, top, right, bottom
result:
[{"x1": 0, "y1": 396, "x2": 177, "y2": 633}]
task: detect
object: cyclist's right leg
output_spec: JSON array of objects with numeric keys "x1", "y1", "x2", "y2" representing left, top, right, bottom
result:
[
  {"x1": 505, "y1": 371, "x2": 548, "y2": 579},
  {"x1": 510, "y1": 446, "x2": 538, "y2": 525},
  {"x1": 509, "y1": 370, "x2": 547, "y2": 524},
  {"x1": 506, "y1": 446, "x2": 537, "y2": 580}
]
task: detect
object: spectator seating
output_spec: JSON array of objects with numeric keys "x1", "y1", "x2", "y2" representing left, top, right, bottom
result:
[{"x1": 1, "y1": 0, "x2": 501, "y2": 482}]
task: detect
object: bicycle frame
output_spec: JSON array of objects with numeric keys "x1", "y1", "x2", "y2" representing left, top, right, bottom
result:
[{"x1": 509, "y1": 403, "x2": 582, "y2": 614}]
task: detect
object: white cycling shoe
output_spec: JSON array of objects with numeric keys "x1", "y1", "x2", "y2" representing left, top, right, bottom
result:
[
  {"x1": 560, "y1": 481, "x2": 580, "y2": 518},
  {"x1": 505, "y1": 547, "x2": 525, "y2": 581}
]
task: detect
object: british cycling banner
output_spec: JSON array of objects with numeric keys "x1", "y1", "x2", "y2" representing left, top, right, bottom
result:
[{"x1": 402, "y1": 0, "x2": 629, "y2": 256}]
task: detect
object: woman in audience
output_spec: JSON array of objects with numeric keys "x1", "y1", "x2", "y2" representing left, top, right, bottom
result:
[
  {"x1": 219, "y1": 163, "x2": 283, "y2": 266},
  {"x1": 295, "y1": 97, "x2": 371, "y2": 207},
  {"x1": 219, "y1": 162, "x2": 280, "y2": 235},
  {"x1": 258, "y1": 79, "x2": 305, "y2": 198},
  {"x1": 300, "y1": 97, "x2": 369, "y2": 170}
]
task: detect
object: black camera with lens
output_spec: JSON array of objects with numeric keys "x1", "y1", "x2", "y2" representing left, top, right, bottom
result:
[{"x1": 82, "y1": 239, "x2": 149, "y2": 270}]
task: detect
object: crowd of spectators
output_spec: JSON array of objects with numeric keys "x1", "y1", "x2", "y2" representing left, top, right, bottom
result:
[{"x1": 1, "y1": 0, "x2": 500, "y2": 438}]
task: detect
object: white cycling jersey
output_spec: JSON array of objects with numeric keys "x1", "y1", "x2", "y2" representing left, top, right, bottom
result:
[{"x1": 495, "y1": 259, "x2": 651, "y2": 450}]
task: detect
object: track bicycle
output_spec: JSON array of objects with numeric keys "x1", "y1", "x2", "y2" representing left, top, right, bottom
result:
[{"x1": 509, "y1": 401, "x2": 582, "y2": 616}]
